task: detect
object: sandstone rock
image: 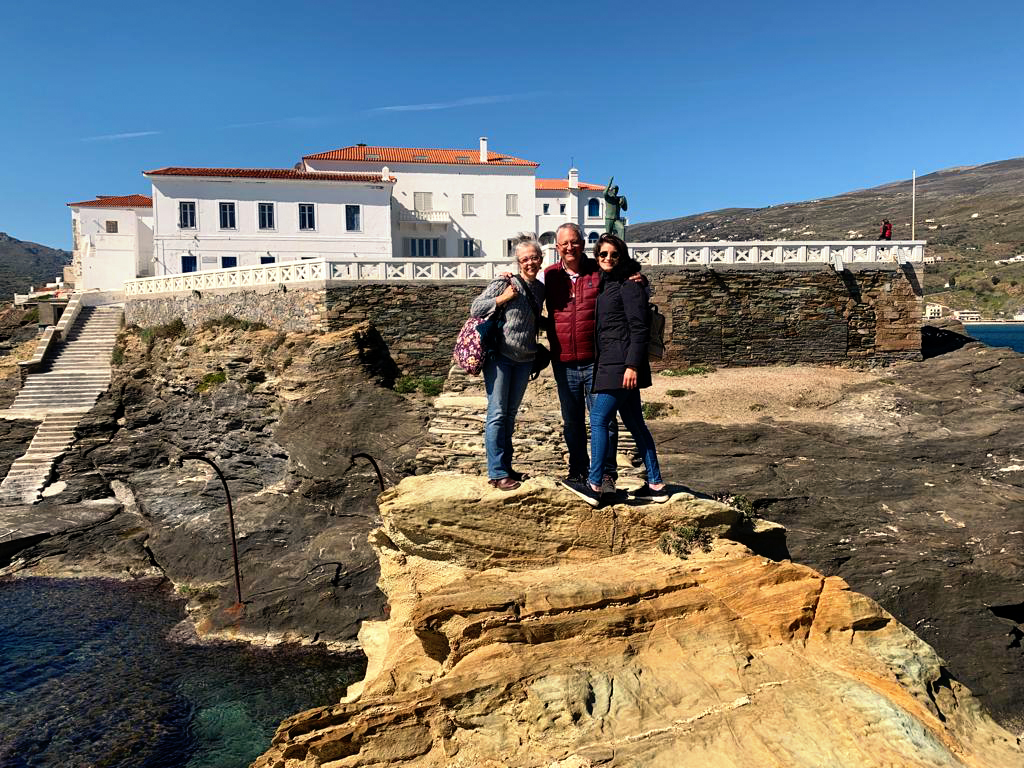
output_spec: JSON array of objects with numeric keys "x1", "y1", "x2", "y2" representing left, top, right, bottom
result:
[{"x1": 253, "y1": 476, "x2": 1022, "y2": 767}]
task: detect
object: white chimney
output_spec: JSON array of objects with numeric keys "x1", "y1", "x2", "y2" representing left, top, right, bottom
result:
[
  {"x1": 381, "y1": 165, "x2": 390, "y2": 182},
  {"x1": 568, "y1": 168, "x2": 579, "y2": 190},
  {"x1": 479, "y1": 136, "x2": 488, "y2": 163}
]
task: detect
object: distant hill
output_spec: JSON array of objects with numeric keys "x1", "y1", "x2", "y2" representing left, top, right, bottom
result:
[
  {"x1": 627, "y1": 157, "x2": 1024, "y2": 317},
  {"x1": 0, "y1": 232, "x2": 71, "y2": 298}
]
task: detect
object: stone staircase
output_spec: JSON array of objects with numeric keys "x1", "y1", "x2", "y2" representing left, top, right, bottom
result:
[{"x1": 0, "y1": 306, "x2": 122, "y2": 505}]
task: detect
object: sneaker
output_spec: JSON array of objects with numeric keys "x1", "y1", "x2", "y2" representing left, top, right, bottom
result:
[
  {"x1": 507, "y1": 469, "x2": 529, "y2": 482},
  {"x1": 488, "y1": 477, "x2": 521, "y2": 491},
  {"x1": 560, "y1": 478, "x2": 602, "y2": 507},
  {"x1": 563, "y1": 472, "x2": 587, "y2": 485},
  {"x1": 631, "y1": 484, "x2": 670, "y2": 503},
  {"x1": 601, "y1": 475, "x2": 617, "y2": 496}
]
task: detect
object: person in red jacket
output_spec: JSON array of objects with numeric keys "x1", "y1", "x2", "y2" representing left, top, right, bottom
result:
[
  {"x1": 544, "y1": 223, "x2": 620, "y2": 491},
  {"x1": 880, "y1": 220, "x2": 892, "y2": 240}
]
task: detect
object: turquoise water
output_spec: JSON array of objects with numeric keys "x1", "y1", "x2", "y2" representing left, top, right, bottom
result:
[
  {"x1": 0, "y1": 578, "x2": 365, "y2": 767},
  {"x1": 964, "y1": 323, "x2": 1024, "y2": 354}
]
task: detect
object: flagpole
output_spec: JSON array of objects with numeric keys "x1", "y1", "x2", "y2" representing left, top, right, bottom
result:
[{"x1": 912, "y1": 169, "x2": 916, "y2": 240}]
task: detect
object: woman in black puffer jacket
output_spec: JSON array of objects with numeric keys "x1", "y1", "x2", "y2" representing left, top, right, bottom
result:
[{"x1": 565, "y1": 233, "x2": 667, "y2": 505}]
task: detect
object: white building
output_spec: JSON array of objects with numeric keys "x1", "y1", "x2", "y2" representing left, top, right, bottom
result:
[
  {"x1": 924, "y1": 303, "x2": 945, "y2": 319},
  {"x1": 536, "y1": 171, "x2": 607, "y2": 245},
  {"x1": 300, "y1": 138, "x2": 537, "y2": 260},
  {"x1": 954, "y1": 310, "x2": 982, "y2": 321},
  {"x1": 142, "y1": 167, "x2": 394, "y2": 275},
  {"x1": 67, "y1": 194, "x2": 153, "y2": 292},
  {"x1": 70, "y1": 138, "x2": 613, "y2": 286}
]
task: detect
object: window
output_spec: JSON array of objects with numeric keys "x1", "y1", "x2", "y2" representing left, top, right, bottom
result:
[
  {"x1": 181, "y1": 254, "x2": 197, "y2": 273},
  {"x1": 221, "y1": 256, "x2": 237, "y2": 269},
  {"x1": 588, "y1": 231, "x2": 600, "y2": 243},
  {"x1": 258, "y1": 202, "x2": 275, "y2": 230},
  {"x1": 462, "y1": 194, "x2": 475, "y2": 215},
  {"x1": 559, "y1": 203, "x2": 566, "y2": 214},
  {"x1": 542, "y1": 203, "x2": 550, "y2": 215},
  {"x1": 219, "y1": 202, "x2": 236, "y2": 230},
  {"x1": 506, "y1": 194, "x2": 518, "y2": 216},
  {"x1": 179, "y1": 201, "x2": 196, "y2": 229},
  {"x1": 105, "y1": 220, "x2": 118, "y2": 233},
  {"x1": 588, "y1": 198, "x2": 601, "y2": 218},
  {"x1": 461, "y1": 238, "x2": 480, "y2": 258},
  {"x1": 413, "y1": 192, "x2": 432, "y2": 212},
  {"x1": 405, "y1": 238, "x2": 442, "y2": 258},
  {"x1": 298, "y1": 203, "x2": 315, "y2": 231},
  {"x1": 260, "y1": 255, "x2": 276, "y2": 264},
  {"x1": 345, "y1": 204, "x2": 361, "y2": 232}
]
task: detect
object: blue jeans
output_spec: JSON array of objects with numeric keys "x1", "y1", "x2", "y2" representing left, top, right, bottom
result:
[
  {"x1": 589, "y1": 390, "x2": 662, "y2": 488},
  {"x1": 483, "y1": 353, "x2": 533, "y2": 479},
  {"x1": 552, "y1": 361, "x2": 618, "y2": 479}
]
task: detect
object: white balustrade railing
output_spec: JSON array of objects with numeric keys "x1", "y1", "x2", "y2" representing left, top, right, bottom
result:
[
  {"x1": 123, "y1": 241, "x2": 926, "y2": 297},
  {"x1": 627, "y1": 240, "x2": 924, "y2": 266}
]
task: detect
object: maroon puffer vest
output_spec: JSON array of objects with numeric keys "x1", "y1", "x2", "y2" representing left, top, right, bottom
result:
[{"x1": 543, "y1": 259, "x2": 602, "y2": 364}]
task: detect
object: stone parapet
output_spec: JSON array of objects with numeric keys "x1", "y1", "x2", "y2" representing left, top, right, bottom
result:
[{"x1": 125, "y1": 285, "x2": 329, "y2": 332}]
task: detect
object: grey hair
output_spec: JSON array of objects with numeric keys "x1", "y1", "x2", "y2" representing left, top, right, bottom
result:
[
  {"x1": 556, "y1": 222, "x2": 584, "y2": 242},
  {"x1": 512, "y1": 232, "x2": 542, "y2": 259}
]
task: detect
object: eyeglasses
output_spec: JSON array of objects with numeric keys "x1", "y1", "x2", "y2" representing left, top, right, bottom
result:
[
  {"x1": 518, "y1": 255, "x2": 543, "y2": 264},
  {"x1": 558, "y1": 240, "x2": 583, "y2": 248}
]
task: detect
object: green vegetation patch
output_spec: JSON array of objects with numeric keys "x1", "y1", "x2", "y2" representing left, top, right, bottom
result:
[
  {"x1": 201, "y1": 315, "x2": 268, "y2": 332},
  {"x1": 137, "y1": 318, "x2": 187, "y2": 352},
  {"x1": 658, "y1": 525, "x2": 713, "y2": 559},
  {"x1": 395, "y1": 375, "x2": 444, "y2": 396},
  {"x1": 111, "y1": 345, "x2": 125, "y2": 366},
  {"x1": 642, "y1": 401, "x2": 669, "y2": 419},
  {"x1": 662, "y1": 365, "x2": 717, "y2": 377},
  {"x1": 665, "y1": 389, "x2": 689, "y2": 398},
  {"x1": 197, "y1": 370, "x2": 227, "y2": 393}
]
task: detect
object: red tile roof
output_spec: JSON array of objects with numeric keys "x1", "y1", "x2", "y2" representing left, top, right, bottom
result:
[
  {"x1": 536, "y1": 179, "x2": 604, "y2": 191},
  {"x1": 67, "y1": 194, "x2": 152, "y2": 208},
  {"x1": 143, "y1": 167, "x2": 396, "y2": 182},
  {"x1": 302, "y1": 145, "x2": 538, "y2": 167}
]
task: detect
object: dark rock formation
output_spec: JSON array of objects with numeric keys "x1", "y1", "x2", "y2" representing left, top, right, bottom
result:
[{"x1": 6, "y1": 322, "x2": 431, "y2": 649}]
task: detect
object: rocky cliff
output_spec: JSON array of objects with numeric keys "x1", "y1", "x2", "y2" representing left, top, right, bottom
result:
[
  {"x1": 2, "y1": 319, "x2": 431, "y2": 649},
  {"x1": 253, "y1": 475, "x2": 1021, "y2": 767}
]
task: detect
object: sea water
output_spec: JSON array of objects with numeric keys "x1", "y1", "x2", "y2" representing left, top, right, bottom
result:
[
  {"x1": 963, "y1": 323, "x2": 1024, "y2": 355},
  {"x1": 0, "y1": 578, "x2": 365, "y2": 767}
]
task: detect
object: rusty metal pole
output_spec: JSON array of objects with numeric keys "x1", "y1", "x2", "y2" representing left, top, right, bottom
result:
[{"x1": 179, "y1": 452, "x2": 243, "y2": 607}]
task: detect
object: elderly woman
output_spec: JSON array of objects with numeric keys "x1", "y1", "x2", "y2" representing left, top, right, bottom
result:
[
  {"x1": 562, "y1": 233, "x2": 668, "y2": 506},
  {"x1": 470, "y1": 236, "x2": 546, "y2": 491}
]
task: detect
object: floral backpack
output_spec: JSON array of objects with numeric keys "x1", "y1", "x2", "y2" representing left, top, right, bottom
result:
[{"x1": 452, "y1": 310, "x2": 504, "y2": 375}]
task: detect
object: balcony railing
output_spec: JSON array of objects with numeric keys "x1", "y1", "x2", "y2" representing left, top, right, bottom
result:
[{"x1": 398, "y1": 209, "x2": 450, "y2": 224}]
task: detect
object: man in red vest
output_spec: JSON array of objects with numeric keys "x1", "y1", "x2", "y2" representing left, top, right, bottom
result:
[{"x1": 544, "y1": 223, "x2": 620, "y2": 491}]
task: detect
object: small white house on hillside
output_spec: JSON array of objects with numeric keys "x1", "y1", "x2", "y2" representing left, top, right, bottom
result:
[
  {"x1": 535, "y1": 170, "x2": 607, "y2": 245},
  {"x1": 142, "y1": 167, "x2": 394, "y2": 275},
  {"x1": 67, "y1": 194, "x2": 153, "y2": 292},
  {"x1": 300, "y1": 138, "x2": 537, "y2": 260}
]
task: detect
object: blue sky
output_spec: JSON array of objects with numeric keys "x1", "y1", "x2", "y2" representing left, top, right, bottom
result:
[{"x1": 3, "y1": 0, "x2": 1022, "y2": 249}]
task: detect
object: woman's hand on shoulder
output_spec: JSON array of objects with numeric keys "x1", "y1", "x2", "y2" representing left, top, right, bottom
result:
[{"x1": 496, "y1": 279, "x2": 518, "y2": 306}]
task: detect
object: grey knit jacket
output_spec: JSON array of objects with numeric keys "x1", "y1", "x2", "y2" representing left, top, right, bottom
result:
[{"x1": 470, "y1": 276, "x2": 545, "y2": 364}]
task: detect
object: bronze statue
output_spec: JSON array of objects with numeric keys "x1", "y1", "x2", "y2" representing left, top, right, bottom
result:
[{"x1": 604, "y1": 177, "x2": 627, "y2": 239}]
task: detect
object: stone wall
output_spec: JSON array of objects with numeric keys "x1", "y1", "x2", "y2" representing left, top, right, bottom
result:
[
  {"x1": 126, "y1": 264, "x2": 923, "y2": 375},
  {"x1": 325, "y1": 283, "x2": 485, "y2": 374},
  {"x1": 125, "y1": 285, "x2": 329, "y2": 332},
  {"x1": 647, "y1": 263, "x2": 923, "y2": 368}
]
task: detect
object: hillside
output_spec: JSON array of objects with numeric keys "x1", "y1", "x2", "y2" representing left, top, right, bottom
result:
[
  {"x1": 0, "y1": 232, "x2": 71, "y2": 298},
  {"x1": 627, "y1": 157, "x2": 1024, "y2": 316}
]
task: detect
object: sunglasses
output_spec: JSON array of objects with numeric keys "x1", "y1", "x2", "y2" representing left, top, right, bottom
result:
[{"x1": 597, "y1": 251, "x2": 620, "y2": 261}]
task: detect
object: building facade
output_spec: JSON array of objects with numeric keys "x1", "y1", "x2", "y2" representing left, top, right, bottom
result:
[
  {"x1": 535, "y1": 170, "x2": 607, "y2": 245},
  {"x1": 67, "y1": 194, "x2": 153, "y2": 292},
  {"x1": 143, "y1": 168, "x2": 394, "y2": 276}
]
